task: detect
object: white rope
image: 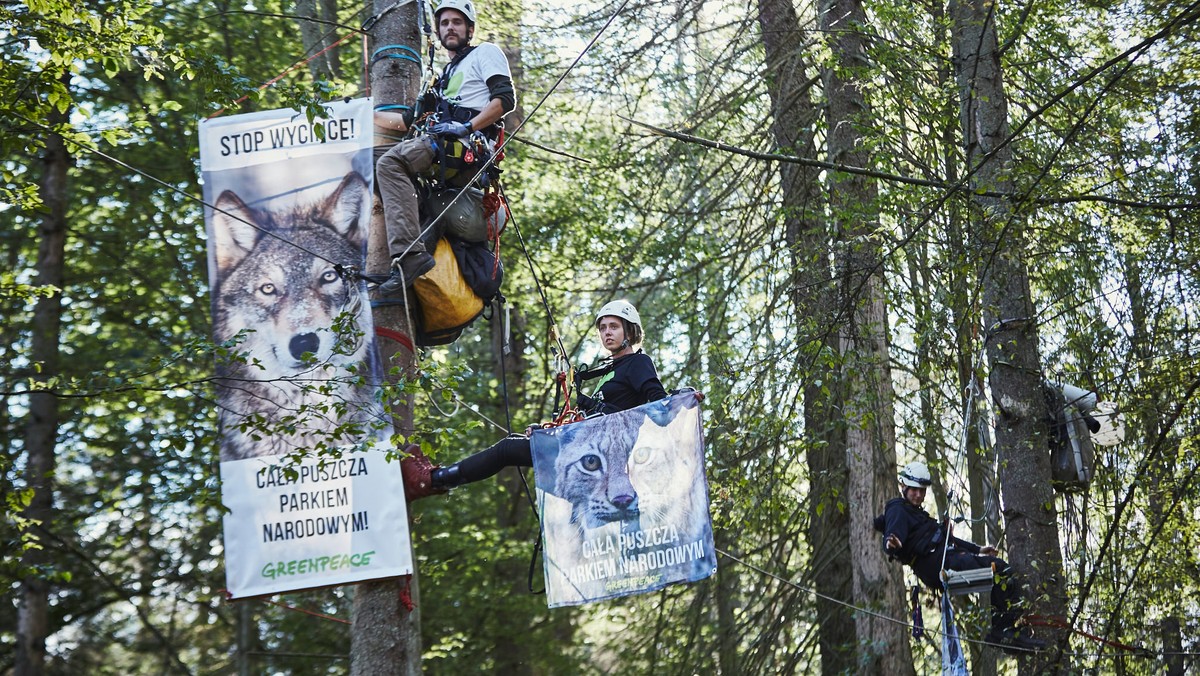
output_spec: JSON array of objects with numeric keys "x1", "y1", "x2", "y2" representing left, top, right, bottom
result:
[{"x1": 424, "y1": 382, "x2": 510, "y2": 434}]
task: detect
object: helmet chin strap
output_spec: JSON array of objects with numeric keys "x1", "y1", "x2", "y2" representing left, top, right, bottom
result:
[{"x1": 607, "y1": 338, "x2": 630, "y2": 357}]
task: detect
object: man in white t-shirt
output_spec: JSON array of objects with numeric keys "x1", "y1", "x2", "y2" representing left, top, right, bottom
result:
[{"x1": 373, "y1": 0, "x2": 516, "y2": 296}]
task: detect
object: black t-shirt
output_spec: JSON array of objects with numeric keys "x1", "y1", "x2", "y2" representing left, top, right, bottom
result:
[{"x1": 578, "y1": 351, "x2": 667, "y2": 414}]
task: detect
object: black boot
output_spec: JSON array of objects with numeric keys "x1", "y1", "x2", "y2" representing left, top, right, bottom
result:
[
  {"x1": 431, "y1": 464, "x2": 464, "y2": 490},
  {"x1": 1011, "y1": 632, "x2": 1048, "y2": 652},
  {"x1": 378, "y1": 252, "x2": 435, "y2": 296}
]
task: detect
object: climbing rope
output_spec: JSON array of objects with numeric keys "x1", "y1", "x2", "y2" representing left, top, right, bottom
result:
[
  {"x1": 936, "y1": 333, "x2": 993, "y2": 577},
  {"x1": 206, "y1": 30, "x2": 363, "y2": 120},
  {"x1": 220, "y1": 590, "x2": 351, "y2": 625},
  {"x1": 424, "y1": 382, "x2": 511, "y2": 434},
  {"x1": 495, "y1": 180, "x2": 573, "y2": 400},
  {"x1": 1024, "y1": 615, "x2": 1151, "y2": 655},
  {"x1": 9, "y1": 111, "x2": 354, "y2": 278}
]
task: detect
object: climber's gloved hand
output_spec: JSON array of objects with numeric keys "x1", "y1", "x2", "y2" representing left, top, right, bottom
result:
[{"x1": 431, "y1": 120, "x2": 471, "y2": 138}]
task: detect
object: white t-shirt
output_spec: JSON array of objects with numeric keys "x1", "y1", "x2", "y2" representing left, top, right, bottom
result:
[{"x1": 440, "y1": 42, "x2": 513, "y2": 113}]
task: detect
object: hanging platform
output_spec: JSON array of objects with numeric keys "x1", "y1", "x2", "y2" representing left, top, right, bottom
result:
[{"x1": 942, "y1": 564, "x2": 996, "y2": 596}]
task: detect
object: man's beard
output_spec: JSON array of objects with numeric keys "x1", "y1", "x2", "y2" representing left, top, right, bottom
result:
[{"x1": 439, "y1": 33, "x2": 470, "y2": 51}]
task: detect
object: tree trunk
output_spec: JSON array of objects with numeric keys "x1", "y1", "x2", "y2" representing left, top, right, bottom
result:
[
  {"x1": 1161, "y1": 616, "x2": 1184, "y2": 676},
  {"x1": 350, "y1": 2, "x2": 424, "y2": 673},
  {"x1": 818, "y1": 0, "x2": 911, "y2": 672},
  {"x1": 1125, "y1": 253, "x2": 1185, "y2": 673},
  {"x1": 941, "y1": 49, "x2": 1000, "y2": 672},
  {"x1": 493, "y1": 0, "x2": 526, "y2": 132},
  {"x1": 295, "y1": 0, "x2": 341, "y2": 80},
  {"x1": 713, "y1": 528, "x2": 739, "y2": 674},
  {"x1": 756, "y1": 0, "x2": 855, "y2": 669},
  {"x1": 16, "y1": 103, "x2": 69, "y2": 676},
  {"x1": 949, "y1": 0, "x2": 1067, "y2": 668},
  {"x1": 235, "y1": 601, "x2": 258, "y2": 676}
]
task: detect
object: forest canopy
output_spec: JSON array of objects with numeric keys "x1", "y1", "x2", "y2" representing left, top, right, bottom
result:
[{"x1": 3, "y1": 0, "x2": 1198, "y2": 673}]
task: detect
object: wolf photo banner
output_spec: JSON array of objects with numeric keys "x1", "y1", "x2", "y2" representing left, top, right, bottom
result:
[
  {"x1": 531, "y1": 391, "x2": 717, "y2": 608},
  {"x1": 200, "y1": 98, "x2": 414, "y2": 599}
]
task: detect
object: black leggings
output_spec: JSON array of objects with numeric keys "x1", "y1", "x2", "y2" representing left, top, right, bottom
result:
[{"x1": 454, "y1": 434, "x2": 532, "y2": 484}]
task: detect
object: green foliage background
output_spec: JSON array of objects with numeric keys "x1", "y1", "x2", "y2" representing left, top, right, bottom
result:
[{"x1": 2, "y1": 0, "x2": 1198, "y2": 672}]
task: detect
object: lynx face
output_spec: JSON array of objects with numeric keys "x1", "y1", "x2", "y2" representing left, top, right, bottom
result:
[
  {"x1": 554, "y1": 415, "x2": 642, "y2": 529},
  {"x1": 630, "y1": 408, "x2": 703, "y2": 528}
]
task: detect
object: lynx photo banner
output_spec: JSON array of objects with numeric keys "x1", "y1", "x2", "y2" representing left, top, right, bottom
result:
[
  {"x1": 200, "y1": 98, "x2": 414, "y2": 598},
  {"x1": 531, "y1": 391, "x2": 717, "y2": 608}
]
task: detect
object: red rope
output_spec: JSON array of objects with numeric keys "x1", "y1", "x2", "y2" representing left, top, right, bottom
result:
[
  {"x1": 480, "y1": 128, "x2": 509, "y2": 277},
  {"x1": 1023, "y1": 614, "x2": 1145, "y2": 653},
  {"x1": 262, "y1": 597, "x2": 352, "y2": 625},
  {"x1": 207, "y1": 31, "x2": 360, "y2": 120},
  {"x1": 375, "y1": 325, "x2": 415, "y2": 353},
  {"x1": 482, "y1": 188, "x2": 507, "y2": 279},
  {"x1": 398, "y1": 575, "x2": 415, "y2": 612},
  {"x1": 538, "y1": 372, "x2": 585, "y2": 428},
  {"x1": 493, "y1": 126, "x2": 506, "y2": 164},
  {"x1": 219, "y1": 589, "x2": 351, "y2": 625}
]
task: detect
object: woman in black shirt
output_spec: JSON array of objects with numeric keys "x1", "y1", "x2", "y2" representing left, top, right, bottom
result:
[{"x1": 403, "y1": 299, "x2": 666, "y2": 499}]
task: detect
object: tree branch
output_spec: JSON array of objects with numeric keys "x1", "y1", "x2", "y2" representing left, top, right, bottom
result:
[{"x1": 620, "y1": 115, "x2": 1200, "y2": 211}]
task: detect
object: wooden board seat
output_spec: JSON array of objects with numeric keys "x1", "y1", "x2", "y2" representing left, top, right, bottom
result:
[{"x1": 941, "y1": 563, "x2": 996, "y2": 596}]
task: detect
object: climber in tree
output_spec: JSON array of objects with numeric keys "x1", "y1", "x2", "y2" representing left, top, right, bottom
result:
[
  {"x1": 875, "y1": 461, "x2": 1047, "y2": 652},
  {"x1": 402, "y1": 300, "x2": 667, "y2": 499},
  {"x1": 373, "y1": 0, "x2": 516, "y2": 295}
]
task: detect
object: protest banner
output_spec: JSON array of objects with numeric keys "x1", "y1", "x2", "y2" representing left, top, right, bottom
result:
[
  {"x1": 201, "y1": 98, "x2": 412, "y2": 598},
  {"x1": 531, "y1": 391, "x2": 716, "y2": 607}
]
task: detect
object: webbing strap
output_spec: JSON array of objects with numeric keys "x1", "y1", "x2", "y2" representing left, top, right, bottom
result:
[
  {"x1": 375, "y1": 325, "x2": 415, "y2": 353},
  {"x1": 911, "y1": 585, "x2": 925, "y2": 638},
  {"x1": 372, "y1": 44, "x2": 421, "y2": 63}
]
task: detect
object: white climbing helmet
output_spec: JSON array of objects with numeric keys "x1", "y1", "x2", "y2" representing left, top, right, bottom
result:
[
  {"x1": 899, "y1": 461, "x2": 932, "y2": 488},
  {"x1": 434, "y1": 0, "x2": 476, "y2": 24},
  {"x1": 596, "y1": 299, "x2": 641, "y2": 328}
]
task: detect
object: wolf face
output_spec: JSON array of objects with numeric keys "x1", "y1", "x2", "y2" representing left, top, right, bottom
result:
[{"x1": 211, "y1": 172, "x2": 381, "y2": 461}]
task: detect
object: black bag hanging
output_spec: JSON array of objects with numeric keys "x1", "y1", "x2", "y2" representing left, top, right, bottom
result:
[{"x1": 452, "y1": 237, "x2": 504, "y2": 302}]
